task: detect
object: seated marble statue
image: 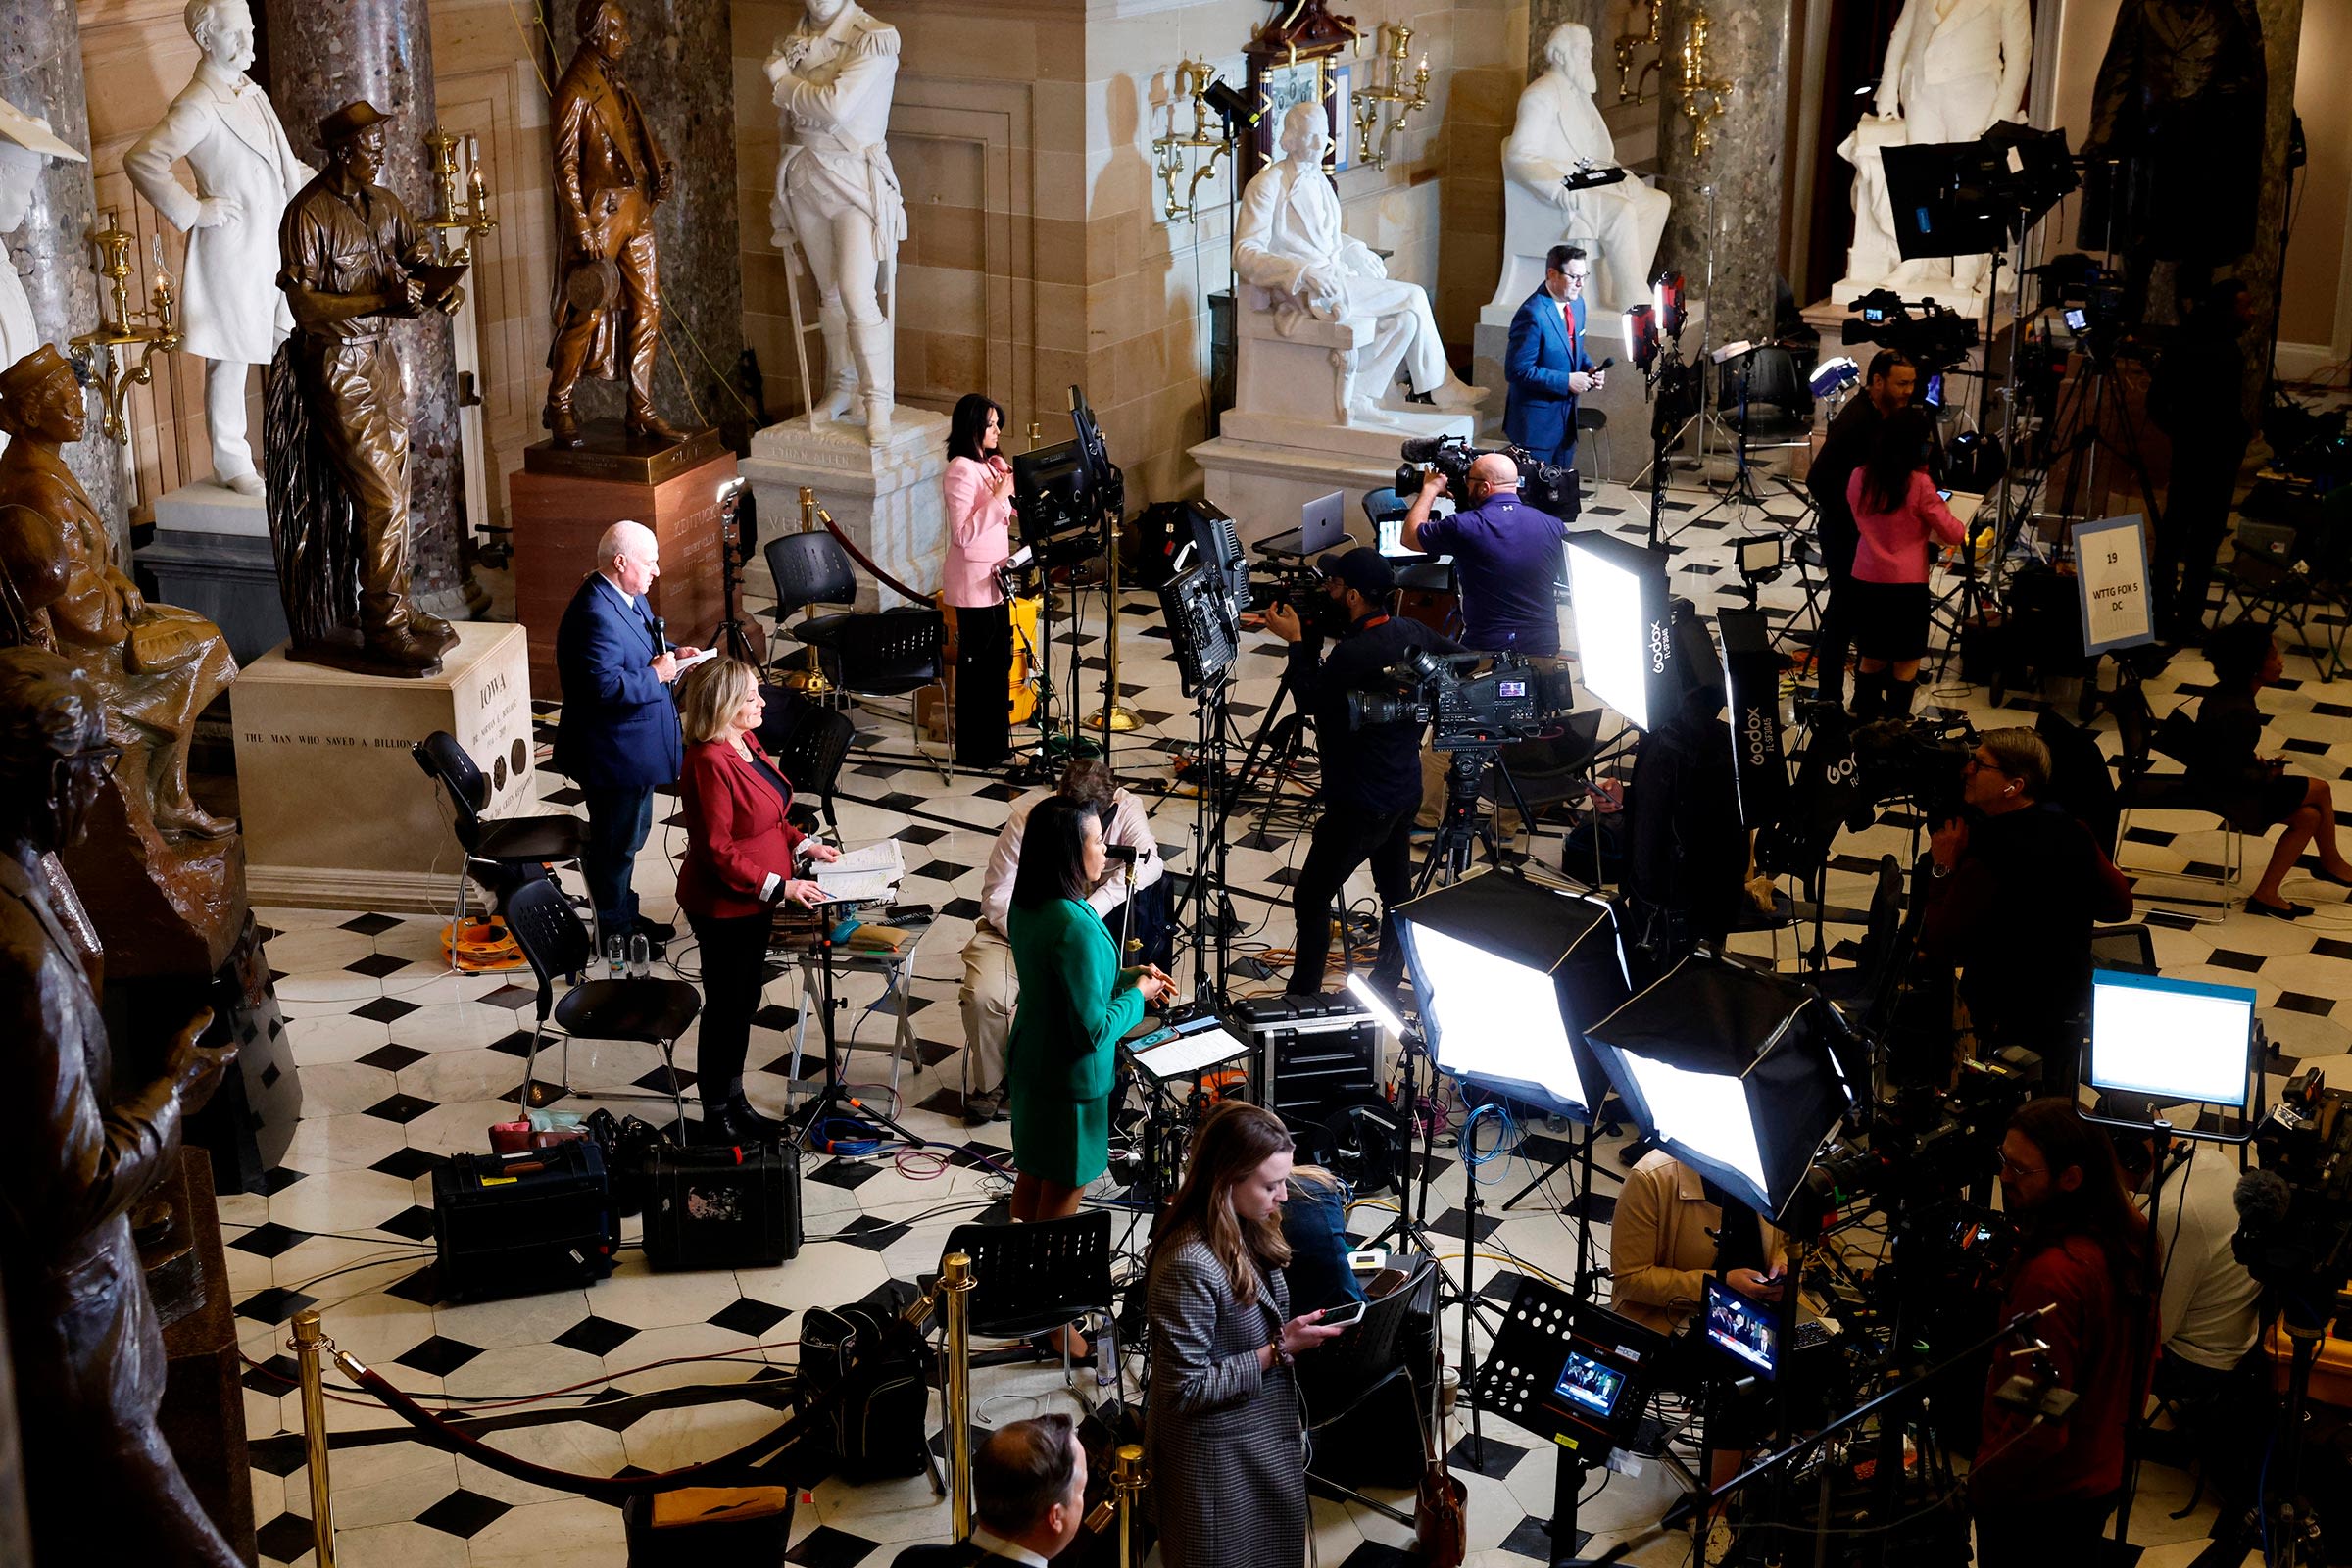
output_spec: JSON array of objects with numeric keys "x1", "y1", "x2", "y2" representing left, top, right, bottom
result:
[
  {"x1": 1502, "y1": 24, "x2": 1670, "y2": 315},
  {"x1": 0, "y1": 347, "x2": 237, "y2": 841},
  {"x1": 1234, "y1": 102, "x2": 1484, "y2": 425}
]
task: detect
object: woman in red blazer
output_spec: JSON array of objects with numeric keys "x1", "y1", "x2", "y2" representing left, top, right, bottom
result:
[{"x1": 675, "y1": 658, "x2": 840, "y2": 1142}]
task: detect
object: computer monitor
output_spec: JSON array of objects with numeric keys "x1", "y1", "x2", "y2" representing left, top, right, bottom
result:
[
  {"x1": 1702, "y1": 1277, "x2": 1779, "y2": 1380},
  {"x1": 2087, "y1": 969, "x2": 2257, "y2": 1110}
]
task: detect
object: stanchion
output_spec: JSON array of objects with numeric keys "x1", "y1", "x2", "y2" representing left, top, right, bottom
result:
[
  {"x1": 290, "y1": 1308, "x2": 338, "y2": 1568},
  {"x1": 944, "y1": 1251, "x2": 976, "y2": 1543},
  {"x1": 1113, "y1": 1443, "x2": 1148, "y2": 1568}
]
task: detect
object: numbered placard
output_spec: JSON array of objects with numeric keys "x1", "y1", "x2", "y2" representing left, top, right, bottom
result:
[{"x1": 2074, "y1": 513, "x2": 2155, "y2": 656}]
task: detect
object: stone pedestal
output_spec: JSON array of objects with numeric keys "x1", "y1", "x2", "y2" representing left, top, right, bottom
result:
[
  {"x1": 510, "y1": 428, "x2": 737, "y2": 695},
  {"x1": 230, "y1": 621, "x2": 533, "y2": 911},
  {"x1": 135, "y1": 483, "x2": 288, "y2": 665},
  {"x1": 154, "y1": 1150, "x2": 254, "y2": 1563},
  {"x1": 742, "y1": 411, "x2": 951, "y2": 613},
  {"x1": 1194, "y1": 407, "x2": 1474, "y2": 549}
]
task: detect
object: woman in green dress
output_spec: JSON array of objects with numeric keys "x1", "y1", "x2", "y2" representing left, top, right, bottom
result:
[{"x1": 1005, "y1": 796, "x2": 1172, "y2": 1348}]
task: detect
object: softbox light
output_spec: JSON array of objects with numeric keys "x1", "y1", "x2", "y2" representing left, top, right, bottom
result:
[
  {"x1": 1565, "y1": 529, "x2": 1675, "y2": 732},
  {"x1": 1584, "y1": 952, "x2": 1856, "y2": 1219},
  {"x1": 1393, "y1": 869, "x2": 1631, "y2": 1123}
]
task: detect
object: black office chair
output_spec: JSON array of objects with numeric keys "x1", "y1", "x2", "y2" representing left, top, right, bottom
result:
[
  {"x1": 1816, "y1": 855, "x2": 1904, "y2": 1006},
  {"x1": 764, "y1": 530, "x2": 860, "y2": 686},
  {"x1": 937, "y1": 1209, "x2": 1121, "y2": 1418},
  {"x1": 758, "y1": 687, "x2": 857, "y2": 836},
  {"x1": 503, "y1": 877, "x2": 702, "y2": 1119},
  {"x1": 412, "y1": 731, "x2": 586, "y2": 965},
  {"x1": 1722, "y1": 345, "x2": 1815, "y2": 461},
  {"x1": 1575, "y1": 406, "x2": 1611, "y2": 491},
  {"x1": 1303, "y1": 1256, "x2": 1437, "y2": 1498},
  {"x1": 2108, "y1": 679, "x2": 2244, "y2": 909}
]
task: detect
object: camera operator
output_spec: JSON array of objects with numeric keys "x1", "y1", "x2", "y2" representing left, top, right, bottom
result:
[
  {"x1": 1921, "y1": 729, "x2": 2131, "y2": 1086},
  {"x1": 1399, "y1": 453, "x2": 1568, "y2": 657},
  {"x1": 2106, "y1": 1112, "x2": 2265, "y2": 1515},
  {"x1": 1263, "y1": 547, "x2": 1462, "y2": 998},
  {"x1": 1971, "y1": 1099, "x2": 2158, "y2": 1567},
  {"x1": 2148, "y1": 278, "x2": 2256, "y2": 644},
  {"x1": 1805, "y1": 350, "x2": 1916, "y2": 709}
]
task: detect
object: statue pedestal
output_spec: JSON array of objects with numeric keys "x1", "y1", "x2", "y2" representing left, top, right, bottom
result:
[
  {"x1": 134, "y1": 483, "x2": 290, "y2": 665},
  {"x1": 229, "y1": 621, "x2": 535, "y2": 911},
  {"x1": 154, "y1": 1149, "x2": 254, "y2": 1564},
  {"x1": 510, "y1": 425, "x2": 737, "y2": 695},
  {"x1": 1193, "y1": 406, "x2": 1474, "y2": 549},
  {"x1": 740, "y1": 410, "x2": 951, "y2": 613}
]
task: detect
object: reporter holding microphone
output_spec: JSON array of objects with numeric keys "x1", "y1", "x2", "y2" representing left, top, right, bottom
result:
[{"x1": 675, "y1": 657, "x2": 841, "y2": 1144}]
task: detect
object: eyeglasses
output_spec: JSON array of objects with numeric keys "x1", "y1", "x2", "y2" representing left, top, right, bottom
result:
[
  {"x1": 1562, "y1": 270, "x2": 1590, "y2": 283},
  {"x1": 1997, "y1": 1154, "x2": 2044, "y2": 1179},
  {"x1": 1963, "y1": 755, "x2": 2012, "y2": 777}
]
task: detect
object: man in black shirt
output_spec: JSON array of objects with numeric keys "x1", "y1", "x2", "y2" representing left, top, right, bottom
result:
[
  {"x1": 1806, "y1": 349, "x2": 1916, "y2": 708},
  {"x1": 1265, "y1": 547, "x2": 1462, "y2": 997}
]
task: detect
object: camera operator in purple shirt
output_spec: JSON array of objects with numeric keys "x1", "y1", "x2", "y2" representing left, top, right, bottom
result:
[{"x1": 1399, "y1": 452, "x2": 1568, "y2": 657}]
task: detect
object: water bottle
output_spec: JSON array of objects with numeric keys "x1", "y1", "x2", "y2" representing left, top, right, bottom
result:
[
  {"x1": 605, "y1": 934, "x2": 626, "y2": 979},
  {"x1": 1096, "y1": 1323, "x2": 1115, "y2": 1389},
  {"x1": 627, "y1": 931, "x2": 650, "y2": 978}
]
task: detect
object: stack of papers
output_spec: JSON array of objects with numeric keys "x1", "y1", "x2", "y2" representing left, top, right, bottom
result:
[{"x1": 813, "y1": 840, "x2": 906, "y2": 904}]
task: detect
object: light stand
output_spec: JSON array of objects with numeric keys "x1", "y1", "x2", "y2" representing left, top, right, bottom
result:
[{"x1": 711, "y1": 478, "x2": 763, "y2": 666}]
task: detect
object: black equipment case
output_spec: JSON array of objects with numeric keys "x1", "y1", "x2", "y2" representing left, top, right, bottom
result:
[
  {"x1": 431, "y1": 1142, "x2": 618, "y2": 1301},
  {"x1": 642, "y1": 1141, "x2": 803, "y2": 1270}
]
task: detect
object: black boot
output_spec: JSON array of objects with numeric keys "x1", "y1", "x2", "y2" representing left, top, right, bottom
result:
[
  {"x1": 1851, "y1": 672, "x2": 1884, "y2": 723},
  {"x1": 726, "y1": 1089, "x2": 787, "y2": 1142},
  {"x1": 1886, "y1": 674, "x2": 1918, "y2": 719}
]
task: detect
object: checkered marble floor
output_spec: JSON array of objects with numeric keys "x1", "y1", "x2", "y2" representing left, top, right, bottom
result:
[{"x1": 229, "y1": 469, "x2": 2341, "y2": 1568}]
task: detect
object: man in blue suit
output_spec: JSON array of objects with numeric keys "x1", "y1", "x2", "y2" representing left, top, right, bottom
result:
[
  {"x1": 1504, "y1": 244, "x2": 1606, "y2": 472},
  {"x1": 554, "y1": 519, "x2": 697, "y2": 955}
]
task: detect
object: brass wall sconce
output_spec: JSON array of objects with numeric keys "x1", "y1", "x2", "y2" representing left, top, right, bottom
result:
[
  {"x1": 1151, "y1": 59, "x2": 1235, "y2": 222},
  {"x1": 1673, "y1": 13, "x2": 1733, "y2": 158},
  {"x1": 1352, "y1": 24, "x2": 1430, "y2": 172},
  {"x1": 422, "y1": 130, "x2": 497, "y2": 264},
  {"x1": 1615, "y1": 0, "x2": 1664, "y2": 104},
  {"x1": 68, "y1": 214, "x2": 179, "y2": 444}
]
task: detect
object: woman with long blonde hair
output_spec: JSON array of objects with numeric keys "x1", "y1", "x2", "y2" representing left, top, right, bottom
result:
[{"x1": 1145, "y1": 1102, "x2": 1342, "y2": 1568}]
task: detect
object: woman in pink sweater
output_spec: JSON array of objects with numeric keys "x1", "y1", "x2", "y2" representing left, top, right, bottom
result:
[
  {"x1": 942, "y1": 393, "x2": 1017, "y2": 767},
  {"x1": 1842, "y1": 406, "x2": 1963, "y2": 719}
]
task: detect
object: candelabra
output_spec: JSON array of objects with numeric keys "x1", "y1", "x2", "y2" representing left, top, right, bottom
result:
[
  {"x1": 1351, "y1": 24, "x2": 1429, "y2": 172},
  {"x1": 67, "y1": 214, "x2": 180, "y2": 444},
  {"x1": 1614, "y1": 0, "x2": 1664, "y2": 104},
  {"x1": 1151, "y1": 59, "x2": 1234, "y2": 222},
  {"x1": 422, "y1": 130, "x2": 497, "y2": 264},
  {"x1": 1672, "y1": 13, "x2": 1733, "y2": 158}
]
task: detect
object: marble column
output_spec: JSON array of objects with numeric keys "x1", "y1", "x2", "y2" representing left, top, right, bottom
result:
[
  {"x1": 547, "y1": 1, "x2": 745, "y2": 435},
  {"x1": 2240, "y1": 0, "x2": 2304, "y2": 420},
  {"x1": 259, "y1": 0, "x2": 466, "y2": 613},
  {"x1": 1653, "y1": 0, "x2": 1792, "y2": 345},
  {"x1": 0, "y1": 0, "x2": 128, "y2": 564}
]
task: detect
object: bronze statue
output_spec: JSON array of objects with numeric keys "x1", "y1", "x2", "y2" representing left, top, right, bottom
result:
[
  {"x1": 0, "y1": 645, "x2": 238, "y2": 1565},
  {"x1": 267, "y1": 99, "x2": 466, "y2": 678},
  {"x1": 0, "y1": 345, "x2": 237, "y2": 841},
  {"x1": 546, "y1": 0, "x2": 686, "y2": 449}
]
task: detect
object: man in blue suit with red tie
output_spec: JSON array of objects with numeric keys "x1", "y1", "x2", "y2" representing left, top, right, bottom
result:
[
  {"x1": 1504, "y1": 244, "x2": 1605, "y2": 472},
  {"x1": 554, "y1": 519, "x2": 698, "y2": 956}
]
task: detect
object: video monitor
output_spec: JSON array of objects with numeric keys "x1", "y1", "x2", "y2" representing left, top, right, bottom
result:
[
  {"x1": 2087, "y1": 969, "x2": 2257, "y2": 1109},
  {"x1": 1553, "y1": 1348, "x2": 1628, "y2": 1418},
  {"x1": 1702, "y1": 1277, "x2": 1778, "y2": 1380},
  {"x1": 1012, "y1": 440, "x2": 1094, "y2": 544}
]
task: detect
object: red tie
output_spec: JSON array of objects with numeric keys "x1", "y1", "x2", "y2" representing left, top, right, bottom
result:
[{"x1": 1563, "y1": 300, "x2": 1578, "y2": 366}]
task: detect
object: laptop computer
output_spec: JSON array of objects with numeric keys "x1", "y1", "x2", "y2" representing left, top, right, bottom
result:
[{"x1": 1300, "y1": 491, "x2": 1348, "y2": 556}]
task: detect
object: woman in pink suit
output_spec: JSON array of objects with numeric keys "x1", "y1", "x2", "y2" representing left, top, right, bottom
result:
[
  {"x1": 1845, "y1": 406, "x2": 1964, "y2": 720},
  {"x1": 942, "y1": 393, "x2": 1016, "y2": 768}
]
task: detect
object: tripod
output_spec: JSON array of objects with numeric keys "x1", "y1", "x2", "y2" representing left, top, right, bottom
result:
[
  {"x1": 1415, "y1": 747, "x2": 1534, "y2": 893},
  {"x1": 783, "y1": 902, "x2": 926, "y2": 1151},
  {"x1": 1175, "y1": 675, "x2": 1240, "y2": 1008},
  {"x1": 711, "y1": 483, "x2": 764, "y2": 666}
]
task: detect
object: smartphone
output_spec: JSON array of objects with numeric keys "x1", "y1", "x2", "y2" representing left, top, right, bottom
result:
[{"x1": 1319, "y1": 1299, "x2": 1368, "y2": 1329}]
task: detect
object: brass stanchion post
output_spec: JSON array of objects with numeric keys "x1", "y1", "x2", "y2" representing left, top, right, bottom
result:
[
  {"x1": 1089, "y1": 527, "x2": 1139, "y2": 735},
  {"x1": 1114, "y1": 1443, "x2": 1147, "y2": 1568},
  {"x1": 944, "y1": 1252, "x2": 976, "y2": 1542},
  {"x1": 289, "y1": 1308, "x2": 338, "y2": 1568},
  {"x1": 784, "y1": 485, "x2": 835, "y2": 695}
]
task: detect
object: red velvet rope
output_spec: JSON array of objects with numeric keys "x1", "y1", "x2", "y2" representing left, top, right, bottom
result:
[{"x1": 812, "y1": 505, "x2": 932, "y2": 605}]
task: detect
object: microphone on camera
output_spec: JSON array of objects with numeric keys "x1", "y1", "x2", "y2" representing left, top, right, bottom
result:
[
  {"x1": 1398, "y1": 434, "x2": 1454, "y2": 464},
  {"x1": 2234, "y1": 1167, "x2": 2293, "y2": 1231}
]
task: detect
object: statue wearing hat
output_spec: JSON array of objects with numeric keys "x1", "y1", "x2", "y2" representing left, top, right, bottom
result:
[
  {"x1": 125, "y1": 0, "x2": 316, "y2": 497},
  {"x1": 0, "y1": 644, "x2": 240, "y2": 1567},
  {"x1": 545, "y1": 0, "x2": 685, "y2": 449},
  {"x1": 267, "y1": 99, "x2": 466, "y2": 678},
  {"x1": 0, "y1": 95, "x2": 89, "y2": 460},
  {"x1": 0, "y1": 345, "x2": 237, "y2": 841}
]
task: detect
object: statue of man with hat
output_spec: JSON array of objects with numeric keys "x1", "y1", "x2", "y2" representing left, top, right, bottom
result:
[{"x1": 268, "y1": 99, "x2": 466, "y2": 677}]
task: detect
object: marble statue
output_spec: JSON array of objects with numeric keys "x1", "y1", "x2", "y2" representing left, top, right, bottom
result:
[
  {"x1": 0, "y1": 645, "x2": 239, "y2": 1568},
  {"x1": 1501, "y1": 24, "x2": 1671, "y2": 315},
  {"x1": 547, "y1": 0, "x2": 684, "y2": 449},
  {"x1": 269, "y1": 101, "x2": 466, "y2": 678},
  {"x1": 0, "y1": 346, "x2": 237, "y2": 841},
  {"x1": 0, "y1": 97, "x2": 87, "y2": 462},
  {"x1": 124, "y1": 0, "x2": 315, "y2": 497},
  {"x1": 1833, "y1": 115, "x2": 1905, "y2": 297},
  {"x1": 766, "y1": 0, "x2": 908, "y2": 446},
  {"x1": 1836, "y1": 0, "x2": 2031, "y2": 301},
  {"x1": 1235, "y1": 102, "x2": 1485, "y2": 425}
]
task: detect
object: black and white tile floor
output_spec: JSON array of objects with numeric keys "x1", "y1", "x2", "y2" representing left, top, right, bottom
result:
[{"x1": 233, "y1": 471, "x2": 2349, "y2": 1567}]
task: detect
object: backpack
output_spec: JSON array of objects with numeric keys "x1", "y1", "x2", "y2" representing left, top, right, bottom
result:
[{"x1": 798, "y1": 1284, "x2": 934, "y2": 1483}]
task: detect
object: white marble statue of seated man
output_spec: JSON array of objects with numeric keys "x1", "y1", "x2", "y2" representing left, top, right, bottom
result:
[
  {"x1": 1502, "y1": 23, "x2": 1670, "y2": 315},
  {"x1": 1233, "y1": 102, "x2": 1484, "y2": 426}
]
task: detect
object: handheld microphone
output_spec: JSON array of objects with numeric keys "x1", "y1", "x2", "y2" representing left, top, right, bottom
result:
[
  {"x1": 1593, "y1": 355, "x2": 1617, "y2": 371},
  {"x1": 651, "y1": 614, "x2": 671, "y2": 656},
  {"x1": 1104, "y1": 844, "x2": 1140, "y2": 864}
]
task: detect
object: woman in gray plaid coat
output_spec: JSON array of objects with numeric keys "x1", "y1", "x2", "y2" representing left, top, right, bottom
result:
[{"x1": 1146, "y1": 1103, "x2": 1346, "y2": 1568}]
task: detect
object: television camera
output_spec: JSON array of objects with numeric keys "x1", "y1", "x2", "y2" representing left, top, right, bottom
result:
[
  {"x1": 1753, "y1": 709, "x2": 1977, "y2": 880},
  {"x1": 1841, "y1": 289, "x2": 1979, "y2": 376},
  {"x1": 1395, "y1": 434, "x2": 1579, "y2": 520},
  {"x1": 1345, "y1": 648, "x2": 1577, "y2": 751},
  {"x1": 2234, "y1": 1070, "x2": 2352, "y2": 1308},
  {"x1": 1247, "y1": 560, "x2": 1351, "y2": 639}
]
